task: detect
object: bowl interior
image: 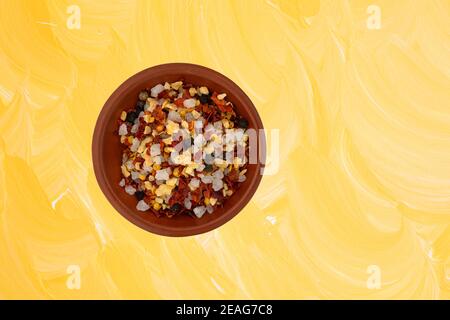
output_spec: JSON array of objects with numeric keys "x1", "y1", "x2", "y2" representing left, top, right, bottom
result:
[{"x1": 93, "y1": 64, "x2": 265, "y2": 236}]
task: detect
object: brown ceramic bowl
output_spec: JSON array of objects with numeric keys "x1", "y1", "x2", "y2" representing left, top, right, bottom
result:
[{"x1": 92, "y1": 63, "x2": 265, "y2": 237}]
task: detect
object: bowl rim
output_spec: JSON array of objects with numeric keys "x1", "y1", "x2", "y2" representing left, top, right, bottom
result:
[{"x1": 92, "y1": 63, "x2": 265, "y2": 237}]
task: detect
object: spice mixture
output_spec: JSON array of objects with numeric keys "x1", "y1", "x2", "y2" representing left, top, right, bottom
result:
[{"x1": 117, "y1": 81, "x2": 250, "y2": 218}]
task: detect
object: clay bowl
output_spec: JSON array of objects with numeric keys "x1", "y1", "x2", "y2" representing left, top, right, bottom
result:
[{"x1": 92, "y1": 63, "x2": 265, "y2": 237}]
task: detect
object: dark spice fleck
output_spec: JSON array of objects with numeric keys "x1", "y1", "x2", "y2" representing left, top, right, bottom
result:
[
  {"x1": 136, "y1": 100, "x2": 145, "y2": 112},
  {"x1": 135, "y1": 191, "x2": 145, "y2": 200},
  {"x1": 198, "y1": 94, "x2": 211, "y2": 104},
  {"x1": 236, "y1": 117, "x2": 249, "y2": 129},
  {"x1": 170, "y1": 203, "x2": 181, "y2": 212},
  {"x1": 126, "y1": 111, "x2": 138, "y2": 123},
  {"x1": 204, "y1": 164, "x2": 213, "y2": 172}
]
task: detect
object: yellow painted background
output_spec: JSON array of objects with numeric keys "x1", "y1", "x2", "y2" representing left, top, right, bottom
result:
[{"x1": 0, "y1": 0, "x2": 449, "y2": 299}]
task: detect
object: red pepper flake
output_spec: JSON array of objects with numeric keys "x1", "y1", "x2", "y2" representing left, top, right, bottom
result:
[
  {"x1": 158, "y1": 90, "x2": 171, "y2": 99},
  {"x1": 174, "y1": 98, "x2": 185, "y2": 107}
]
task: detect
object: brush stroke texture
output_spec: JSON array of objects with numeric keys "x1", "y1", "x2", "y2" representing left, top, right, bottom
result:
[{"x1": 0, "y1": 0, "x2": 449, "y2": 299}]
